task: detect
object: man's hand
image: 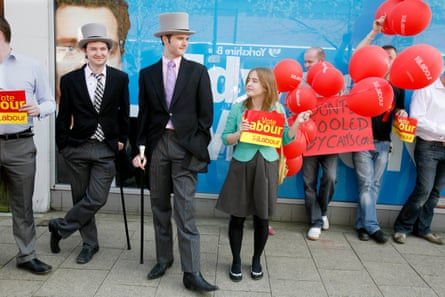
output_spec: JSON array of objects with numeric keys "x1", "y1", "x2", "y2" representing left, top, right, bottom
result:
[{"x1": 19, "y1": 103, "x2": 40, "y2": 117}]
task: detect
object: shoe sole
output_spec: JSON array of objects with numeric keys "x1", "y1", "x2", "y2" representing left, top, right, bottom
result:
[{"x1": 16, "y1": 265, "x2": 52, "y2": 275}]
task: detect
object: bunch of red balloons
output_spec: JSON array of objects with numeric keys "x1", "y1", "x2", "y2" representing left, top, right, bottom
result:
[
  {"x1": 375, "y1": 0, "x2": 432, "y2": 36},
  {"x1": 346, "y1": 0, "x2": 443, "y2": 116},
  {"x1": 273, "y1": 59, "x2": 320, "y2": 177},
  {"x1": 347, "y1": 45, "x2": 394, "y2": 117}
]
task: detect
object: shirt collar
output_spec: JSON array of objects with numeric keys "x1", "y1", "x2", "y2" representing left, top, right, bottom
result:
[
  {"x1": 162, "y1": 56, "x2": 181, "y2": 68},
  {"x1": 86, "y1": 64, "x2": 107, "y2": 78}
]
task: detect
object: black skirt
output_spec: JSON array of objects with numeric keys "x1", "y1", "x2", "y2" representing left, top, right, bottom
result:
[{"x1": 216, "y1": 152, "x2": 278, "y2": 219}]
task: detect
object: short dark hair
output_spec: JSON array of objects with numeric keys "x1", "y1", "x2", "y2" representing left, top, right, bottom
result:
[
  {"x1": 382, "y1": 45, "x2": 397, "y2": 53},
  {"x1": 55, "y1": 0, "x2": 130, "y2": 55},
  {"x1": 0, "y1": 16, "x2": 11, "y2": 43}
]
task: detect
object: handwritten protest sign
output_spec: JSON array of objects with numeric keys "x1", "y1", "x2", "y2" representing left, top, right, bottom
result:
[
  {"x1": 392, "y1": 115, "x2": 417, "y2": 143},
  {"x1": 0, "y1": 90, "x2": 27, "y2": 124},
  {"x1": 240, "y1": 110, "x2": 285, "y2": 148},
  {"x1": 304, "y1": 96, "x2": 374, "y2": 156}
]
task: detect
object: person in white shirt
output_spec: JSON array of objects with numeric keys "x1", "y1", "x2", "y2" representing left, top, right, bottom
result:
[{"x1": 393, "y1": 74, "x2": 445, "y2": 245}]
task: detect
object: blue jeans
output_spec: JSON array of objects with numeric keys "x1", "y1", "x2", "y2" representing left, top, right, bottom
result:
[
  {"x1": 302, "y1": 154, "x2": 338, "y2": 228},
  {"x1": 394, "y1": 138, "x2": 445, "y2": 235},
  {"x1": 353, "y1": 141, "x2": 390, "y2": 234}
]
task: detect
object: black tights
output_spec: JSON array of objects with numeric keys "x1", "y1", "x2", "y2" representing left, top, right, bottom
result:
[{"x1": 228, "y1": 215, "x2": 269, "y2": 271}]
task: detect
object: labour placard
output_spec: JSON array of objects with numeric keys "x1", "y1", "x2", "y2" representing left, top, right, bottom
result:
[
  {"x1": 240, "y1": 110, "x2": 285, "y2": 148},
  {"x1": 392, "y1": 115, "x2": 417, "y2": 143},
  {"x1": 0, "y1": 90, "x2": 27, "y2": 124}
]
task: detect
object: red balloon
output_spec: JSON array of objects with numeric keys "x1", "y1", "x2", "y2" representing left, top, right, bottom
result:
[
  {"x1": 374, "y1": 0, "x2": 404, "y2": 35},
  {"x1": 347, "y1": 77, "x2": 394, "y2": 117},
  {"x1": 286, "y1": 86, "x2": 317, "y2": 114},
  {"x1": 299, "y1": 119, "x2": 317, "y2": 143},
  {"x1": 283, "y1": 129, "x2": 306, "y2": 159},
  {"x1": 390, "y1": 44, "x2": 444, "y2": 90},
  {"x1": 273, "y1": 59, "x2": 303, "y2": 92},
  {"x1": 286, "y1": 155, "x2": 303, "y2": 176},
  {"x1": 306, "y1": 61, "x2": 334, "y2": 86},
  {"x1": 349, "y1": 45, "x2": 389, "y2": 82},
  {"x1": 389, "y1": 0, "x2": 432, "y2": 36},
  {"x1": 311, "y1": 67, "x2": 345, "y2": 97}
]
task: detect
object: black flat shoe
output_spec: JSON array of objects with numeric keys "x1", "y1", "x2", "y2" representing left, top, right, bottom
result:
[
  {"x1": 357, "y1": 228, "x2": 370, "y2": 241},
  {"x1": 17, "y1": 258, "x2": 52, "y2": 275},
  {"x1": 183, "y1": 272, "x2": 218, "y2": 292},
  {"x1": 229, "y1": 263, "x2": 242, "y2": 282},
  {"x1": 250, "y1": 264, "x2": 263, "y2": 280},
  {"x1": 48, "y1": 220, "x2": 62, "y2": 253},
  {"x1": 147, "y1": 260, "x2": 173, "y2": 279},
  {"x1": 76, "y1": 246, "x2": 99, "y2": 264}
]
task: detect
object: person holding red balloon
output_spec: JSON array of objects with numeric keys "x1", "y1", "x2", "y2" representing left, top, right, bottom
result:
[
  {"x1": 301, "y1": 47, "x2": 339, "y2": 241},
  {"x1": 216, "y1": 67, "x2": 311, "y2": 282},
  {"x1": 393, "y1": 73, "x2": 445, "y2": 246},
  {"x1": 352, "y1": 16, "x2": 408, "y2": 244}
]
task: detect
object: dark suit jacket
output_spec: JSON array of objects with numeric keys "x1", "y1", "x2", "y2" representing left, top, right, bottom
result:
[
  {"x1": 136, "y1": 58, "x2": 213, "y2": 172},
  {"x1": 56, "y1": 64, "x2": 130, "y2": 153}
]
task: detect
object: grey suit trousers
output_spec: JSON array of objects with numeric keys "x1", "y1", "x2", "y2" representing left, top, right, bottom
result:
[
  {"x1": 56, "y1": 140, "x2": 115, "y2": 247},
  {"x1": 149, "y1": 130, "x2": 203, "y2": 273},
  {"x1": 0, "y1": 137, "x2": 37, "y2": 264}
]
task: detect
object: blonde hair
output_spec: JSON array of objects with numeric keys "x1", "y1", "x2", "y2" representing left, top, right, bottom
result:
[{"x1": 244, "y1": 67, "x2": 279, "y2": 111}]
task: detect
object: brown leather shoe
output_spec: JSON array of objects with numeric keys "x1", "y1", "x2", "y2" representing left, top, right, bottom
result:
[{"x1": 420, "y1": 233, "x2": 444, "y2": 245}]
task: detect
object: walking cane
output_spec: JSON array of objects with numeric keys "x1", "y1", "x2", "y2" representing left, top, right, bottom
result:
[
  {"x1": 139, "y1": 145, "x2": 145, "y2": 264},
  {"x1": 118, "y1": 153, "x2": 131, "y2": 250},
  {"x1": 116, "y1": 151, "x2": 131, "y2": 250}
]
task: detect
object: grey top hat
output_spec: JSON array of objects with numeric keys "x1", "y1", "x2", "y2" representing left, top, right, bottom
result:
[
  {"x1": 154, "y1": 12, "x2": 195, "y2": 37},
  {"x1": 78, "y1": 23, "x2": 114, "y2": 49}
]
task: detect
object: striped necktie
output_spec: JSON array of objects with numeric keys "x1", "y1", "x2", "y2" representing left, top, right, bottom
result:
[{"x1": 92, "y1": 73, "x2": 105, "y2": 141}]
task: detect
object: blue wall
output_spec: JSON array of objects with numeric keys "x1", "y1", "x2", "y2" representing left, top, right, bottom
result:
[{"x1": 122, "y1": 0, "x2": 445, "y2": 205}]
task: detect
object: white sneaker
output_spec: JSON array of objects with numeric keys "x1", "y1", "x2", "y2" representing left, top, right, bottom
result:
[
  {"x1": 322, "y1": 216, "x2": 329, "y2": 231},
  {"x1": 307, "y1": 227, "x2": 321, "y2": 240}
]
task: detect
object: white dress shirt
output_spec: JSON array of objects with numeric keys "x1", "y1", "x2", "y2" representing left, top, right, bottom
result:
[{"x1": 410, "y1": 76, "x2": 445, "y2": 142}]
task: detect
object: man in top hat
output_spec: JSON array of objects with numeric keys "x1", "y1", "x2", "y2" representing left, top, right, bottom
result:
[
  {"x1": 0, "y1": 16, "x2": 55, "y2": 275},
  {"x1": 132, "y1": 12, "x2": 217, "y2": 291},
  {"x1": 49, "y1": 23, "x2": 130, "y2": 264}
]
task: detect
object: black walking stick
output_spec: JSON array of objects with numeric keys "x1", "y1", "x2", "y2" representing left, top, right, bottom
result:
[
  {"x1": 116, "y1": 150, "x2": 131, "y2": 250},
  {"x1": 118, "y1": 164, "x2": 131, "y2": 250},
  {"x1": 139, "y1": 145, "x2": 145, "y2": 264}
]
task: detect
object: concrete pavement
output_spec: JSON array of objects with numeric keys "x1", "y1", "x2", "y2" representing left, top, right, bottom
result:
[{"x1": 0, "y1": 211, "x2": 444, "y2": 297}]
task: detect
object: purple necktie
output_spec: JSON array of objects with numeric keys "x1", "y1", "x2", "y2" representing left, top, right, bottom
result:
[{"x1": 165, "y1": 60, "x2": 176, "y2": 107}]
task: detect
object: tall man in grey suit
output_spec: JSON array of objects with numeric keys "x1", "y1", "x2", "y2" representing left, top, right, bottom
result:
[
  {"x1": 49, "y1": 23, "x2": 130, "y2": 264},
  {"x1": 0, "y1": 16, "x2": 55, "y2": 275},
  {"x1": 132, "y1": 12, "x2": 217, "y2": 292}
]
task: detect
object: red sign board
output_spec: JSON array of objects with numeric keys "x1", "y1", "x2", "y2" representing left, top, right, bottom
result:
[
  {"x1": 305, "y1": 96, "x2": 374, "y2": 156},
  {"x1": 240, "y1": 110, "x2": 285, "y2": 148},
  {"x1": 0, "y1": 90, "x2": 27, "y2": 124}
]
